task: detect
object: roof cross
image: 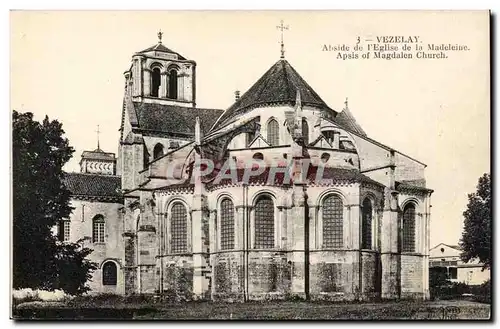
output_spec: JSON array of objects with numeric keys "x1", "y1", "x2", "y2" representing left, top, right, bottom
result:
[
  {"x1": 276, "y1": 20, "x2": 289, "y2": 59},
  {"x1": 95, "y1": 125, "x2": 101, "y2": 150},
  {"x1": 158, "y1": 30, "x2": 163, "y2": 44}
]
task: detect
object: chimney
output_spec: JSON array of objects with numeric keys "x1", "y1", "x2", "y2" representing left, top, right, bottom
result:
[{"x1": 234, "y1": 90, "x2": 240, "y2": 101}]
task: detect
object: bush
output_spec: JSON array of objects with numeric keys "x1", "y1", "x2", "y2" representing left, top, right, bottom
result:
[
  {"x1": 473, "y1": 280, "x2": 491, "y2": 304},
  {"x1": 12, "y1": 288, "x2": 72, "y2": 306}
]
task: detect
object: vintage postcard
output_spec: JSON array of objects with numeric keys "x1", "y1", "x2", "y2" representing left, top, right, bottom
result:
[{"x1": 10, "y1": 10, "x2": 490, "y2": 320}]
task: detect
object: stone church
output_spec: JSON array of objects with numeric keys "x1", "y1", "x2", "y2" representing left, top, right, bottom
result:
[{"x1": 61, "y1": 33, "x2": 433, "y2": 301}]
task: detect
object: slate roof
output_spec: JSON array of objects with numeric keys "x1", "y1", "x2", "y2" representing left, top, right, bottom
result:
[
  {"x1": 137, "y1": 43, "x2": 187, "y2": 60},
  {"x1": 133, "y1": 102, "x2": 224, "y2": 137},
  {"x1": 63, "y1": 172, "x2": 122, "y2": 201},
  {"x1": 333, "y1": 107, "x2": 367, "y2": 136},
  {"x1": 81, "y1": 148, "x2": 116, "y2": 161},
  {"x1": 396, "y1": 181, "x2": 433, "y2": 193},
  {"x1": 214, "y1": 59, "x2": 334, "y2": 129},
  {"x1": 205, "y1": 166, "x2": 384, "y2": 188}
]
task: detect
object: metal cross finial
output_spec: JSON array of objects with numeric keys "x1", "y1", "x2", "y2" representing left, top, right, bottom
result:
[
  {"x1": 344, "y1": 97, "x2": 349, "y2": 109},
  {"x1": 95, "y1": 125, "x2": 101, "y2": 150},
  {"x1": 276, "y1": 20, "x2": 289, "y2": 59},
  {"x1": 158, "y1": 30, "x2": 163, "y2": 44}
]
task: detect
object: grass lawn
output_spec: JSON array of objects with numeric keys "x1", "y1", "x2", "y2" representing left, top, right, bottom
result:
[
  {"x1": 13, "y1": 299, "x2": 490, "y2": 320},
  {"x1": 135, "y1": 300, "x2": 490, "y2": 320}
]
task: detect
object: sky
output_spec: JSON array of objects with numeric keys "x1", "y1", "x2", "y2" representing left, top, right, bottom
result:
[{"x1": 10, "y1": 10, "x2": 490, "y2": 247}]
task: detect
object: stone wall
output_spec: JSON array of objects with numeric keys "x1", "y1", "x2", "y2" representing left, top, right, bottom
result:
[
  {"x1": 160, "y1": 256, "x2": 194, "y2": 298},
  {"x1": 212, "y1": 251, "x2": 245, "y2": 301},
  {"x1": 247, "y1": 251, "x2": 291, "y2": 300},
  {"x1": 360, "y1": 252, "x2": 381, "y2": 299},
  {"x1": 380, "y1": 253, "x2": 401, "y2": 299},
  {"x1": 401, "y1": 254, "x2": 424, "y2": 298},
  {"x1": 309, "y1": 250, "x2": 360, "y2": 301},
  {"x1": 68, "y1": 199, "x2": 124, "y2": 294}
]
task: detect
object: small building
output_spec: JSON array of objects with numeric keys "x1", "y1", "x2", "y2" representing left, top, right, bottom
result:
[{"x1": 429, "y1": 243, "x2": 489, "y2": 286}]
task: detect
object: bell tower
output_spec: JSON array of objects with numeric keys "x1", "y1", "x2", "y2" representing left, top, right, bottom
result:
[{"x1": 124, "y1": 31, "x2": 196, "y2": 107}]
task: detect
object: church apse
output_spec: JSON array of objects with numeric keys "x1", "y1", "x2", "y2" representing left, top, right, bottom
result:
[{"x1": 64, "y1": 27, "x2": 432, "y2": 301}]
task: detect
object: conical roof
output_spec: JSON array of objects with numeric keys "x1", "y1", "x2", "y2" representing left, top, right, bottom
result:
[
  {"x1": 334, "y1": 106, "x2": 367, "y2": 136},
  {"x1": 214, "y1": 59, "x2": 334, "y2": 129}
]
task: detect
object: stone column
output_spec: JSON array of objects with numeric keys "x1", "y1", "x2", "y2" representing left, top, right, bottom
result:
[
  {"x1": 332, "y1": 130, "x2": 340, "y2": 149},
  {"x1": 288, "y1": 131, "x2": 308, "y2": 298},
  {"x1": 191, "y1": 179, "x2": 208, "y2": 298},
  {"x1": 191, "y1": 194, "x2": 208, "y2": 298},
  {"x1": 132, "y1": 58, "x2": 140, "y2": 96},
  {"x1": 122, "y1": 231, "x2": 137, "y2": 295},
  {"x1": 184, "y1": 67, "x2": 193, "y2": 103},
  {"x1": 348, "y1": 203, "x2": 361, "y2": 297},
  {"x1": 423, "y1": 192, "x2": 432, "y2": 299},
  {"x1": 208, "y1": 209, "x2": 217, "y2": 254},
  {"x1": 191, "y1": 118, "x2": 208, "y2": 298},
  {"x1": 235, "y1": 204, "x2": 246, "y2": 300},
  {"x1": 160, "y1": 72, "x2": 167, "y2": 98},
  {"x1": 143, "y1": 69, "x2": 151, "y2": 96},
  {"x1": 138, "y1": 57, "x2": 144, "y2": 96},
  {"x1": 380, "y1": 188, "x2": 400, "y2": 299},
  {"x1": 178, "y1": 73, "x2": 185, "y2": 101},
  {"x1": 208, "y1": 209, "x2": 217, "y2": 297},
  {"x1": 309, "y1": 205, "x2": 318, "y2": 250},
  {"x1": 235, "y1": 206, "x2": 244, "y2": 250},
  {"x1": 290, "y1": 185, "x2": 307, "y2": 298}
]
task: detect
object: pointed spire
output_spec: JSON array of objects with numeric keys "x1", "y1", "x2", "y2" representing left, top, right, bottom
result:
[
  {"x1": 295, "y1": 89, "x2": 303, "y2": 119},
  {"x1": 295, "y1": 88, "x2": 302, "y2": 108},
  {"x1": 157, "y1": 29, "x2": 163, "y2": 44},
  {"x1": 344, "y1": 96, "x2": 349, "y2": 109},
  {"x1": 195, "y1": 116, "x2": 201, "y2": 145}
]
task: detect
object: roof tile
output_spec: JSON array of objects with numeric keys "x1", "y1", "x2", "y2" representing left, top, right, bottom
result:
[
  {"x1": 63, "y1": 172, "x2": 122, "y2": 199},
  {"x1": 214, "y1": 59, "x2": 334, "y2": 128},
  {"x1": 134, "y1": 102, "x2": 223, "y2": 136},
  {"x1": 137, "y1": 43, "x2": 187, "y2": 60}
]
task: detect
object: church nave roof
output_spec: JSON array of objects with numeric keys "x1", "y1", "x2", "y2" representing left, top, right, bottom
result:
[{"x1": 133, "y1": 102, "x2": 224, "y2": 137}]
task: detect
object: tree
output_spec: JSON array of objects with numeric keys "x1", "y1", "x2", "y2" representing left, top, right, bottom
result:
[
  {"x1": 459, "y1": 173, "x2": 491, "y2": 269},
  {"x1": 12, "y1": 111, "x2": 97, "y2": 294},
  {"x1": 429, "y1": 267, "x2": 451, "y2": 299},
  {"x1": 53, "y1": 239, "x2": 97, "y2": 295}
]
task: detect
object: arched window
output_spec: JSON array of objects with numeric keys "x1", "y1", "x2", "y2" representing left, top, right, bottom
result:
[
  {"x1": 322, "y1": 195, "x2": 343, "y2": 248},
  {"x1": 151, "y1": 67, "x2": 161, "y2": 97},
  {"x1": 168, "y1": 69, "x2": 178, "y2": 99},
  {"x1": 267, "y1": 119, "x2": 279, "y2": 146},
  {"x1": 361, "y1": 198, "x2": 373, "y2": 249},
  {"x1": 321, "y1": 153, "x2": 330, "y2": 163},
  {"x1": 302, "y1": 118, "x2": 309, "y2": 145},
  {"x1": 92, "y1": 215, "x2": 105, "y2": 243},
  {"x1": 220, "y1": 198, "x2": 235, "y2": 250},
  {"x1": 153, "y1": 143, "x2": 164, "y2": 159},
  {"x1": 170, "y1": 202, "x2": 187, "y2": 253},
  {"x1": 102, "y1": 261, "x2": 117, "y2": 286},
  {"x1": 254, "y1": 196, "x2": 274, "y2": 249},
  {"x1": 402, "y1": 203, "x2": 416, "y2": 252},
  {"x1": 322, "y1": 131, "x2": 335, "y2": 145},
  {"x1": 252, "y1": 152, "x2": 264, "y2": 161}
]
